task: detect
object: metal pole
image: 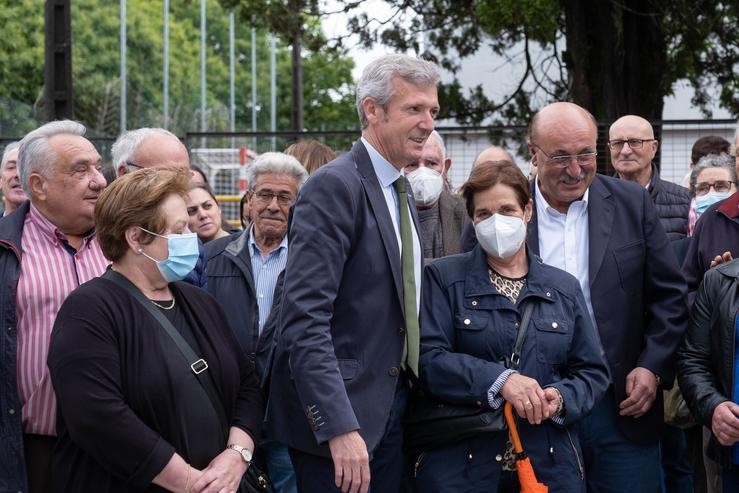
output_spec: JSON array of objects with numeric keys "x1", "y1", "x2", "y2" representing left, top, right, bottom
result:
[
  {"x1": 200, "y1": 0, "x2": 207, "y2": 135},
  {"x1": 163, "y1": 0, "x2": 170, "y2": 129},
  {"x1": 229, "y1": 12, "x2": 235, "y2": 148},
  {"x1": 251, "y1": 24, "x2": 257, "y2": 152},
  {"x1": 120, "y1": 0, "x2": 126, "y2": 132},
  {"x1": 270, "y1": 34, "x2": 276, "y2": 151}
]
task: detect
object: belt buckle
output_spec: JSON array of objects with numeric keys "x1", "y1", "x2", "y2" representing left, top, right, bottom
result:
[{"x1": 191, "y1": 358, "x2": 208, "y2": 374}]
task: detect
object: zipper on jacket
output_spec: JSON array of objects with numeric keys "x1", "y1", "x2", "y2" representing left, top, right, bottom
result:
[
  {"x1": 565, "y1": 429, "x2": 584, "y2": 480},
  {"x1": 413, "y1": 452, "x2": 426, "y2": 478},
  {"x1": 731, "y1": 309, "x2": 738, "y2": 403}
]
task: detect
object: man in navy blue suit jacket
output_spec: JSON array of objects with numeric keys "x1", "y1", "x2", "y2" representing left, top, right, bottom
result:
[
  {"x1": 520, "y1": 102, "x2": 688, "y2": 492},
  {"x1": 265, "y1": 54, "x2": 440, "y2": 493}
]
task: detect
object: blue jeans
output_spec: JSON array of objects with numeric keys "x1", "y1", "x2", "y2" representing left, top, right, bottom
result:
[
  {"x1": 261, "y1": 441, "x2": 297, "y2": 493},
  {"x1": 579, "y1": 388, "x2": 661, "y2": 493}
]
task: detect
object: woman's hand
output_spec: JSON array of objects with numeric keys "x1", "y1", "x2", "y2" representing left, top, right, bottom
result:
[
  {"x1": 500, "y1": 373, "x2": 551, "y2": 424},
  {"x1": 712, "y1": 401, "x2": 739, "y2": 446},
  {"x1": 189, "y1": 449, "x2": 247, "y2": 493}
]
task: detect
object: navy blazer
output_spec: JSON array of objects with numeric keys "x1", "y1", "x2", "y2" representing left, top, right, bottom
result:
[
  {"x1": 459, "y1": 175, "x2": 688, "y2": 444},
  {"x1": 265, "y1": 140, "x2": 421, "y2": 457},
  {"x1": 529, "y1": 175, "x2": 688, "y2": 444}
]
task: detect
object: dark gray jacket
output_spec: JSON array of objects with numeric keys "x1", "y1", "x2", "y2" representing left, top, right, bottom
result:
[{"x1": 647, "y1": 164, "x2": 690, "y2": 241}]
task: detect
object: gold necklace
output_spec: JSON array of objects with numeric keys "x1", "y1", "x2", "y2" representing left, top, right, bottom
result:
[{"x1": 150, "y1": 297, "x2": 176, "y2": 310}]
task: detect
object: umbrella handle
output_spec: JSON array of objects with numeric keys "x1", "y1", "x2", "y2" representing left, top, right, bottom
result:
[{"x1": 504, "y1": 401, "x2": 524, "y2": 454}]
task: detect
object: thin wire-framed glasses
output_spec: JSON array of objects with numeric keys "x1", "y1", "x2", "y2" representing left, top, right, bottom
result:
[{"x1": 531, "y1": 142, "x2": 597, "y2": 168}]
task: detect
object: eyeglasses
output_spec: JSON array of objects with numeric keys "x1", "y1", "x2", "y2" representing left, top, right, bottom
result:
[
  {"x1": 531, "y1": 142, "x2": 597, "y2": 168},
  {"x1": 607, "y1": 139, "x2": 656, "y2": 151},
  {"x1": 126, "y1": 161, "x2": 143, "y2": 170},
  {"x1": 252, "y1": 190, "x2": 294, "y2": 206},
  {"x1": 695, "y1": 180, "x2": 734, "y2": 196}
]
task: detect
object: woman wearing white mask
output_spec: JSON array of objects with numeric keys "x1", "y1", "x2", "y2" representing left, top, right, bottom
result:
[
  {"x1": 687, "y1": 153, "x2": 737, "y2": 234},
  {"x1": 414, "y1": 160, "x2": 609, "y2": 493},
  {"x1": 47, "y1": 168, "x2": 264, "y2": 493}
]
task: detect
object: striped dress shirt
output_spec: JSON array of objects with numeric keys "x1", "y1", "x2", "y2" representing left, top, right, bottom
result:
[
  {"x1": 249, "y1": 227, "x2": 288, "y2": 333},
  {"x1": 16, "y1": 205, "x2": 109, "y2": 436}
]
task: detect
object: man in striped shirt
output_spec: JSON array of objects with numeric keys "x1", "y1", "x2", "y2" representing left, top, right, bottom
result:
[{"x1": 0, "y1": 120, "x2": 109, "y2": 493}]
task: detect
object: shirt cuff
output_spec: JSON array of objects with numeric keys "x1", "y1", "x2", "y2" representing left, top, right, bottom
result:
[
  {"x1": 551, "y1": 415, "x2": 566, "y2": 425},
  {"x1": 487, "y1": 369, "x2": 517, "y2": 408}
]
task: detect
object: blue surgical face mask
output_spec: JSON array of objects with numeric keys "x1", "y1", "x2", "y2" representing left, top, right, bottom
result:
[
  {"x1": 138, "y1": 227, "x2": 199, "y2": 282},
  {"x1": 695, "y1": 191, "x2": 732, "y2": 216}
]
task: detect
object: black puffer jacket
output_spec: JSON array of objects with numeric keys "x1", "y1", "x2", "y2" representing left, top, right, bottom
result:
[
  {"x1": 648, "y1": 164, "x2": 691, "y2": 241},
  {"x1": 677, "y1": 259, "x2": 739, "y2": 468}
]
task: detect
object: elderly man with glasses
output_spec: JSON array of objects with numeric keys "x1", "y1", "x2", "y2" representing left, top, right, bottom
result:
[
  {"x1": 609, "y1": 115, "x2": 691, "y2": 241},
  {"x1": 204, "y1": 151, "x2": 308, "y2": 493},
  {"x1": 526, "y1": 103, "x2": 688, "y2": 493}
]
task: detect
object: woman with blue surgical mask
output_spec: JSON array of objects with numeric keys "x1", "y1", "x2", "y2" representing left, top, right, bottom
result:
[
  {"x1": 690, "y1": 153, "x2": 737, "y2": 219},
  {"x1": 47, "y1": 168, "x2": 264, "y2": 493},
  {"x1": 413, "y1": 160, "x2": 609, "y2": 492}
]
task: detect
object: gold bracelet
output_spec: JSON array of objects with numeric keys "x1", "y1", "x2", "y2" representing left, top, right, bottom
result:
[{"x1": 184, "y1": 464, "x2": 192, "y2": 493}]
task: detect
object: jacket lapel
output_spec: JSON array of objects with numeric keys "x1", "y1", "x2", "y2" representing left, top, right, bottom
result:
[
  {"x1": 586, "y1": 176, "x2": 614, "y2": 286},
  {"x1": 353, "y1": 141, "x2": 404, "y2": 308},
  {"x1": 527, "y1": 180, "x2": 540, "y2": 255},
  {"x1": 225, "y1": 230, "x2": 257, "y2": 296}
]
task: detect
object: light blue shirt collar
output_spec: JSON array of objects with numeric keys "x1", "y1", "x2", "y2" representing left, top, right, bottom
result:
[
  {"x1": 248, "y1": 225, "x2": 288, "y2": 257},
  {"x1": 361, "y1": 137, "x2": 402, "y2": 188}
]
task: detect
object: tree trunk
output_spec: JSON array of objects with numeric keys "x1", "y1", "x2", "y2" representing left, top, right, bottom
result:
[{"x1": 564, "y1": 0, "x2": 667, "y2": 122}]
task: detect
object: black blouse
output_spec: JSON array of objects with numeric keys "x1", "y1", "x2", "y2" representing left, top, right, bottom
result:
[{"x1": 48, "y1": 276, "x2": 264, "y2": 492}]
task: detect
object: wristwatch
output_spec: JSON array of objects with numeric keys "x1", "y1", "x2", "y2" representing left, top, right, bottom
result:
[{"x1": 227, "y1": 443, "x2": 253, "y2": 463}]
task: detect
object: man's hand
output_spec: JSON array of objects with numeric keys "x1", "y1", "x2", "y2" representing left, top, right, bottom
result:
[
  {"x1": 712, "y1": 401, "x2": 739, "y2": 446},
  {"x1": 709, "y1": 251, "x2": 733, "y2": 268},
  {"x1": 328, "y1": 431, "x2": 370, "y2": 493},
  {"x1": 619, "y1": 367, "x2": 658, "y2": 418},
  {"x1": 500, "y1": 373, "x2": 550, "y2": 424}
]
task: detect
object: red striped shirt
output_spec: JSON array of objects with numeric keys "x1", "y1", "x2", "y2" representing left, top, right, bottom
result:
[{"x1": 16, "y1": 204, "x2": 109, "y2": 436}]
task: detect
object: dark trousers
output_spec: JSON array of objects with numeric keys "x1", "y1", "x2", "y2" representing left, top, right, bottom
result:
[
  {"x1": 579, "y1": 388, "x2": 661, "y2": 493},
  {"x1": 661, "y1": 424, "x2": 693, "y2": 493},
  {"x1": 290, "y1": 379, "x2": 409, "y2": 493},
  {"x1": 23, "y1": 433, "x2": 54, "y2": 493}
]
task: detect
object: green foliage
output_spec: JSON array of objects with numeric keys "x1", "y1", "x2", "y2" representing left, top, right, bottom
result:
[
  {"x1": 344, "y1": 0, "x2": 739, "y2": 125},
  {"x1": 0, "y1": 0, "x2": 358, "y2": 137}
]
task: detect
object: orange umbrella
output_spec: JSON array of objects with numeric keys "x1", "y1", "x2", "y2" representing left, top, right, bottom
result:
[{"x1": 504, "y1": 401, "x2": 549, "y2": 493}]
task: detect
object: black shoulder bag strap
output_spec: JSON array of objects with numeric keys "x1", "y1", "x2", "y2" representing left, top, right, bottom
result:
[
  {"x1": 103, "y1": 269, "x2": 230, "y2": 433},
  {"x1": 508, "y1": 301, "x2": 534, "y2": 371}
]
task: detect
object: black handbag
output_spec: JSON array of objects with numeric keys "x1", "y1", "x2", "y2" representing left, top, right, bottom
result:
[
  {"x1": 404, "y1": 301, "x2": 534, "y2": 452},
  {"x1": 103, "y1": 270, "x2": 275, "y2": 493}
]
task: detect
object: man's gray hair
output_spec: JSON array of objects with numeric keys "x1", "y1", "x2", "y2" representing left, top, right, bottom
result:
[
  {"x1": 246, "y1": 152, "x2": 308, "y2": 192},
  {"x1": 690, "y1": 153, "x2": 737, "y2": 197},
  {"x1": 111, "y1": 127, "x2": 179, "y2": 172},
  {"x1": 427, "y1": 130, "x2": 446, "y2": 158},
  {"x1": 18, "y1": 120, "x2": 86, "y2": 195},
  {"x1": 1, "y1": 141, "x2": 20, "y2": 171},
  {"x1": 355, "y1": 54, "x2": 440, "y2": 129}
]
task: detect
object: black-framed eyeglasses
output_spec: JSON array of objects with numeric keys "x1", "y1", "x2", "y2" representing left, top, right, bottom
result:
[
  {"x1": 251, "y1": 190, "x2": 294, "y2": 206},
  {"x1": 126, "y1": 161, "x2": 143, "y2": 170},
  {"x1": 607, "y1": 139, "x2": 657, "y2": 151},
  {"x1": 531, "y1": 142, "x2": 597, "y2": 168},
  {"x1": 695, "y1": 180, "x2": 734, "y2": 196}
]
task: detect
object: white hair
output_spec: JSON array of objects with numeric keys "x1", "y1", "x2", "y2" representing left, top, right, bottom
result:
[
  {"x1": 427, "y1": 130, "x2": 447, "y2": 158},
  {"x1": 18, "y1": 120, "x2": 86, "y2": 195},
  {"x1": 111, "y1": 127, "x2": 180, "y2": 173},
  {"x1": 355, "y1": 54, "x2": 440, "y2": 129},
  {"x1": 246, "y1": 152, "x2": 308, "y2": 191},
  {"x1": 1, "y1": 141, "x2": 20, "y2": 171}
]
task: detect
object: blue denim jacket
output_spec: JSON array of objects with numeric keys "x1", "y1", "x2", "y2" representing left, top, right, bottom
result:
[{"x1": 419, "y1": 244, "x2": 610, "y2": 491}]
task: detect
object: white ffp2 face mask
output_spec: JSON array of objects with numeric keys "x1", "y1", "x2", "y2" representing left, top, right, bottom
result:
[
  {"x1": 407, "y1": 167, "x2": 444, "y2": 206},
  {"x1": 475, "y1": 213, "x2": 526, "y2": 259}
]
